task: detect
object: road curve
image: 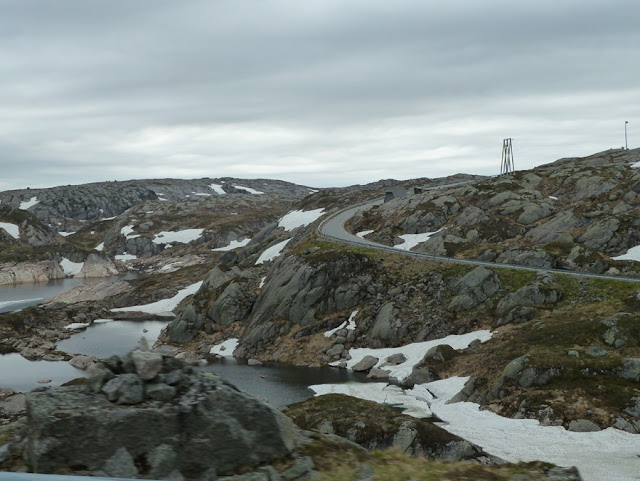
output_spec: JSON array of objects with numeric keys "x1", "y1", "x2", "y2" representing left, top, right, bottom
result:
[{"x1": 318, "y1": 195, "x2": 640, "y2": 284}]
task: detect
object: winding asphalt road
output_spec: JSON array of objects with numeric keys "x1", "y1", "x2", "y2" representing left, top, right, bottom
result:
[{"x1": 318, "y1": 193, "x2": 640, "y2": 284}]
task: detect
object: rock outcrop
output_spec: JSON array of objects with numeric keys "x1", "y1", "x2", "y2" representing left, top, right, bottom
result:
[{"x1": 21, "y1": 350, "x2": 301, "y2": 480}]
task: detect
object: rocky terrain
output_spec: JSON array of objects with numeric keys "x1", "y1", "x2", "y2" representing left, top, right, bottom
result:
[
  {"x1": 2, "y1": 149, "x2": 640, "y2": 479},
  {"x1": 347, "y1": 148, "x2": 640, "y2": 276},
  {"x1": 0, "y1": 350, "x2": 583, "y2": 480},
  {"x1": 0, "y1": 177, "x2": 315, "y2": 285}
]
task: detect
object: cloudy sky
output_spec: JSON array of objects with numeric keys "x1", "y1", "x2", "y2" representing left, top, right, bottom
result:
[{"x1": 1, "y1": 0, "x2": 638, "y2": 190}]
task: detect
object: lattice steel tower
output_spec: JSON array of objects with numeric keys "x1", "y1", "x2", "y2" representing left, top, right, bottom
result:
[{"x1": 500, "y1": 138, "x2": 515, "y2": 176}]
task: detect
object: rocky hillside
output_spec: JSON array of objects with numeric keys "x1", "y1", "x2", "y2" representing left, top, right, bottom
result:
[
  {"x1": 156, "y1": 149, "x2": 640, "y2": 435},
  {"x1": 347, "y1": 148, "x2": 640, "y2": 276}
]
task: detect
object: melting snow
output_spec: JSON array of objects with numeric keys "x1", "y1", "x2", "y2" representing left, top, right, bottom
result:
[
  {"x1": 194, "y1": 193, "x2": 211, "y2": 197},
  {"x1": 549, "y1": 196, "x2": 558, "y2": 200},
  {"x1": 19, "y1": 196, "x2": 39, "y2": 210},
  {"x1": 234, "y1": 185, "x2": 264, "y2": 195},
  {"x1": 278, "y1": 209, "x2": 324, "y2": 231},
  {"x1": 332, "y1": 330, "x2": 492, "y2": 381},
  {"x1": 209, "y1": 338, "x2": 239, "y2": 357},
  {"x1": 210, "y1": 183, "x2": 226, "y2": 195},
  {"x1": 101, "y1": 216, "x2": 116, "y2": 221},
  {"x1": 115, "y1": 253, "x2": 137, "y2": 261},
  {"x1": 0, "y1": 222, "x2": 20, "y2": 239},
  {"x1": 612, "y1": 245, "x2": 640, "y2": 262},
  {"x1": 356, "y1": 229, "x2": 374, "y2": 238},
  {"x1": 212, "y1": 238, "x2": 251, "y2": 252},
  {"x1": 255, "y1": 238, "x2": 291, "y2": 264},
  {"x1": 95, "y1": 242, "x2": 104, "y2": 251},
  {"x1": 60, "y1": 257, "x2": 84, "y2": 276},
  {"x1": 121, "y1": 225, "x2": 139, "y2": 239},
  {"x1": 324, "y1": 310, "x2": 359, "y2": 337},
  {"x1": 395, "y1": 229, "x2": 442, "y2": 251},
  {"x1": 93, "y1": 319, "x2": 114, "y2": 324},
  {"x1": 58, "y1": 232, "x2": 75, "y2": 237},
  {"x1": 152, "y1": 228, "x2": 204, "y2": 245},
  {"x1": 631, "y1": 162, "x2": 640, "y2": 168},
  {"x1": 64, "y1": 322, "x2": 91, "y2": 330},
  {"x1": 259, "y1": 276, "x2": 266, "y2": 288},
  {"x1": 111, "y1": 281, "x2": 203, "y2": 316},
  {"x1": 308, "y1": 189, "x2": 319, "y2": 193}
]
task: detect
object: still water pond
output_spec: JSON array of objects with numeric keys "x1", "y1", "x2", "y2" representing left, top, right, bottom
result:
[{"x1": 1, "y1": 319, "x2": 367, "y2": 407}]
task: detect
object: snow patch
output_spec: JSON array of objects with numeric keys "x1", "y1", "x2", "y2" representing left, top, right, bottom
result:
[
  {"x1": 333, "y1": 330, "x2": 492, "y2": 381},
  {"x1": 194, "y1": 193, "x2": 211, "y2": 197},
  {"x1": 395, "y1": 229, "x2": 442, "y2": 251},
  {"x1": 212, "y1": 238, "x2": 251, "y2": 252},
  {"x1": 278, "y1": 209, "x2": 324, "y2": 231},
  {"x1": 324, "y1": 310, "x2": 359, "y2": 337},
  {"x1": 111, "y1": 281, "x2": 203, "y2": 316},
  {"x1": 210, "y1": 183, "x2": 226, "y2": 195},
  {"x1": 0, "y1": 222, "x2": 20, "y2": 239},
  {"x1": 93, "y1": 318, "x2": 114, "y2": 324},
  {"x1": 64, "y1": 322, "x2": 90, "y2": 330},
  {"x1": 120, "y1": 225, "x2": 139, "y2": 239},
  {"x1": 115, "y1": 253, "x2": 137, "y2": 262},
  {"x1": 60, "y1": 257, "x2": 84, "y2": 276},
  {"x1": 631, "y1": 161, "x2": 640, "y2": 168},
  {"x1": 255, "y1": 238, "x2": 291, "y2": 264},
  {"x1": 58, "y1": 232, "x2": 75, "y2": 237},
  {"x1": 356, "y1": 230, "x2": 375, "y2": 238},
  {"x1": 308, "y1": 189, "x2": 319, "y2": 193},
  {"x1": 209, "y1": 338, "x2": 239, "y2": 357},
  {"x1": 311, "y1": 376, "x2": 640, "y2": 481},
  {"x1": 101, "y1": 216, "x2": 116, "y2": 221},
  {"x1": 152, "y1": 228, "x2": 204, "y2": 245},
  {"x1": 234, "y1": 185, "x2": 264, "y2": 195},
  {"x1": 19, "y1": 196, "x2": 39, "y2": 210},
  {"x1": 549, "y1": 196, "x2": 558, "y2": 200},
  {"x1": 259, "y1": 276, "x2": 266, "y2": 289},
  {"x1": 95, "y1": 242, "x2": 104, "y2": 251},
  {"x1": 612, "y1": 245, "x2": 640, "y2": 262}
]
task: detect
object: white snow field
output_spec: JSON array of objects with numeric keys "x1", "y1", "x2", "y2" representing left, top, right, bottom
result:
[
  {"x1": 356, "y1": 229, "x2": 375, "y2": 238},
  {"x1": 612, "y1": 245, "x2": 640, "y2": 262},
  {"x1": 210, "y1": 183, "x2": 226, "y2": 195},
  {"x1": 19, "y1": 196, "x2": 39, "y2": 210},
  {"x1": 60, "y1": 257, "x2": 84, "y2": 276},
  {"x1": 212, "y1": 238, "x2": 251, "y2": 252},
  {"x1": 313, "y1": 329, "x2": 640, "y2": 481},
  {"x1": 233, "y1": 185, "x2": 264, "y2": 195},
  {"x1": 209, "y1": 338, "x2": 239, "y2": 357},
  {"x1": 0, "y1": 222, "x2": 20, "y2": 239},
  {"x1": 111, "y1": 281, "x2": 203, "y2": 316},
  {"x1": 395, "y1": 229, "x2": 442, "y2": 251},
  {"x1": 278, "y1": 208, "x2": 325, "y2": 231},
  {"x1": 331, "y1": 330, "x2": 492, "y2": 381},
  {"x1": 324, "y1": 310, "x2": 359, "y2": 337},
  {"x1": 120, "y1": 225, "x2": 139, "y2": 239},
  {"x1": 152, "y1": 228, "x2": 204, "y2": 245},
  {"x1": 115, "y1": 253, "x2": 137, "y2": 261},
  {"x1": 255, "y1": 238, "x2": 291, "y2": 264}
]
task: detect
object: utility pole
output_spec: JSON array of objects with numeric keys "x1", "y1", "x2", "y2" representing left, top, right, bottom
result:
[
  {"x1": 500, "y1": 138, "x2": 515, "y2": 176},
  {"x1": 625, "y1": 121, "x2": 628, "y2": 150}
]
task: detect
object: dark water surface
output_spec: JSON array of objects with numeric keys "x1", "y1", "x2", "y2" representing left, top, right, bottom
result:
[
  {"x1": 0, "y1": 274, "x2": 140, "y2": 314},
  {"x1": 2, "y1": 318, "x2": 366, "y2": 407}
]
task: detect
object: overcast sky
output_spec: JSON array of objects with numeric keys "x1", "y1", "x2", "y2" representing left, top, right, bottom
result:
[{"x1": 1, "y1": 0, "x2": 639, "y2": 190}]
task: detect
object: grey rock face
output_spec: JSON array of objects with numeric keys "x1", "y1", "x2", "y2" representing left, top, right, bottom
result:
[
  {"x1": 568, "y1": 419, "x2": 601, "y2": 432},
  {"x1": 352, "y1": 356, "x2": 379, "y2": 372},
  {"x1": 449, "y1": 266, "x2": 500, "y2": 312},
  {"x1": 495, "y1": 279, "x2": 559, "y2": 322},
  {"x1": 369, "y1": 302, "x2": 396, "y2": 343},
  {"x1": 131, "y1": 350, "x2": 163, "y2": 380},
  {"x1": 101, "y1": 373, "x2": 144, "y2": 404},
  {"x1": 23, "y1": 352, "x2": 300, "y2": 479}
]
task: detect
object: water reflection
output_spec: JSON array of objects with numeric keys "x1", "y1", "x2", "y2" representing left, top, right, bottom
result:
[
  {"x1": 0, "y1": 353, "x2": 85, "y2": 392},
  {"x1": 57, "y1": 320, "x2": 169, "y2": 358}
]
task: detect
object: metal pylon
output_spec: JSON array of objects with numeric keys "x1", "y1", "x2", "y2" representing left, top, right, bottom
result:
[{"x1": 500, "y1": 138, "x2": 514, "y2": 176}]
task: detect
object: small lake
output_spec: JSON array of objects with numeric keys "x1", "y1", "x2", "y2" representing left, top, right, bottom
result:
[
  {"x1": 0, "y1": 274, "x2": 140, "y2": 314},
  {"x1": 1, "y1": 319, "x2": 369, "y2": 407}
]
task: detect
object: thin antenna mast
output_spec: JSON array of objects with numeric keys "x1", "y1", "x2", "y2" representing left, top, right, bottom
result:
[{"x1": 500, "y1": 138, "x2": 515, "y2": 176}]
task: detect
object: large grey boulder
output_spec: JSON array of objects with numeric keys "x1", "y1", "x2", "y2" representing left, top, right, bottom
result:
[
  {"x1": 352, "y1": 356, "x2": 379, "y2": 372},
  {"x1": 495, "y1": 278, "x2": 559, "y2": 323},
  {"x1": 449, "y1": 266, "x2": 500, "y2": 312},
  {"x1": 23, "y1": 352, "x2": 300, "y2": 479}
]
